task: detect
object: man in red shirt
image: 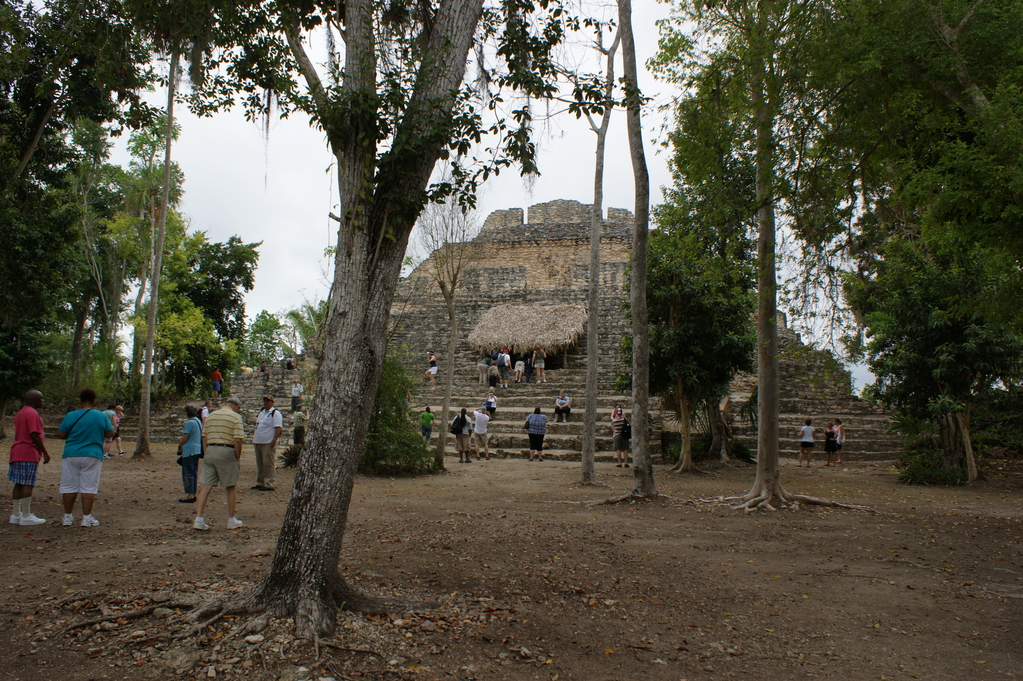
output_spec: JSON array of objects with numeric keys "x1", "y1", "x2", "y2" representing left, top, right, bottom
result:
[
  {"x1": 210, "y1": 369, "x2": 223, "y2": 398},
  {"x1": 8, "y1": 390, "x2": 51, "y2": 526}
]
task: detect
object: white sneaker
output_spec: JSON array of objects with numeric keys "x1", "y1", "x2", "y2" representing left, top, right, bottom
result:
[
  {"x1": 9, "y1": 513, "x2": 20, "y2": 525},
  {"x1": 19, "y1": 514, "x2": 46, "y2": 526},
  {"x1": 193, "y1": 517, "x2": 210, "y2": 531},
  {"x1": 62, "y1": 513, "x2": 74, "y2": 526},
  {"x1": 80, "y1": 515, "x2": 100, "y2": 527},
  {"x1": 226, "y1": 518, "x2": 243, "y2": 530}
]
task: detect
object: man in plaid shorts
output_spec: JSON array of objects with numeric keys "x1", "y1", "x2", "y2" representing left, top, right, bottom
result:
[{"x1": 8, "y1": 390, "x2": 51, "y2": 526}]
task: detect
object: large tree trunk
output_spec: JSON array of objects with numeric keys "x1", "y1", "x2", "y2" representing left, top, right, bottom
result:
[
  {"x1": 434, "y1": 291, "x2": 455, "y2": 470},
  {"x1": 671, "y1": 383, "x2": 695, "y2": 473},
  {"x1": 938, "y1": 412, "x2": 976, "y2": 482},
  {"x1": 736, "y1": 43, "x2": 786, "y2": 510},
  {"x1": 619, "y1": 0, "x2": 655, "y2": 496},
  {"x1": 211, "y1": 0, "x2": 484, "y2": 638},
  {"x1": 135, "y1": 51, "x2": 179, "y2": 459}
]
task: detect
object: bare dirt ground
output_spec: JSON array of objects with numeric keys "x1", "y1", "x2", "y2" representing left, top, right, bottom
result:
[{"x1": 2, "y1": 441, "x2": 1022, "y2": 681}]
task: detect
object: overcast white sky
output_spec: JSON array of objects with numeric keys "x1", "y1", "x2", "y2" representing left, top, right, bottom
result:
[
  {"x1": 108, "y1": 3, "x2": 676, "y2": 317},
  {"x1": 107, "y1": 4, "x2": 872, "y2": 390}
]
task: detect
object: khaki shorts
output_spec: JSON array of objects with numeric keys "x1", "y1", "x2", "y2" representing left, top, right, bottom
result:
[
  {"x1": 472, "y1": 432, "x2": 489, "y2": 448},
  {"x1": 456, "y1": 433, "x2": 471, "y2": 450},
  {"x1": 199, "y1": 445, "x2": 240, "y2": 488}
]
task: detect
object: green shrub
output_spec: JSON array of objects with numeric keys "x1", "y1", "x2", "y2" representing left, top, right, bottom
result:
[
  {"x1": 662, "y1": 440, "x2": 681, "y2": 464},
  {"x1": 690, "y1": 433, "x2": 714, "y2": 461},
  {"x1": 898, "y1": 447, "x2": 968, "y2": 486},
  {"x1": 278, "y1": 444, "x2": 302, "y2": 469},
  {"x1": 360, "y1": 356, "x2": 436, "y2": 475},
  {"x1": 729, "y1": 439, "x2": 754, "y2": 462}
]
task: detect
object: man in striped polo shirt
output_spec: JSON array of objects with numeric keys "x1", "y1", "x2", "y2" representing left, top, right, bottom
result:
[{"x1": 193, "y1": 397, "x2": 246, "y2": 531}]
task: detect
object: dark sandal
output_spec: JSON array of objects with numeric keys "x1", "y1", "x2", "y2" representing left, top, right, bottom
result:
[{"x1": 178, "y1": 497, "x2": 196, "y2": 503}]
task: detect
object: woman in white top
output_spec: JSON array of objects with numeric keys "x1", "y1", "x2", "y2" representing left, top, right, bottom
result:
[{"x1": 797, "y1": 418, "x2": 815, "y2": 467}]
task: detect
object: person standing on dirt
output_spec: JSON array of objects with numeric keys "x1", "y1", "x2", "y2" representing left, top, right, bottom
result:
[
  {"x1": 194, "y1": 397, "x2": 245, "y2": 531},
  {"x1": 56, "y1": 389, "x2": 114, "y2": 527},
  {"x1": 833, "y1": 419, "x2": 845, "y2": 464},
  {"x1": 210, "y1": 368, "x2": 223, "y2": 398},
  {"x1": 525, "y1": 407, "x2": 548, "y2": 462},
  {"x1": 611, "y1": 403, "x2": 629, "y2": 468},
  {"x1": 253, "y1": 395, "x2": 282, "y2": 491},
  {"x1": 177, "y1": 405, "x2": 203, "y2": 503},
  {"x1": 472, "y1": 407, "x2": 491, "y2": 461},
  {"x1": 824, "y1": 422, "x2": 838, "y2": 467},
  {"x1": 797, "y1": 418, "x2": 815, "y2": 467},
  {"x1": 451, "y1": 408, "x2": 472, "y2": 463},
  {"x1": 8, "y1": 389, "x2": 51, "y2": 526}
]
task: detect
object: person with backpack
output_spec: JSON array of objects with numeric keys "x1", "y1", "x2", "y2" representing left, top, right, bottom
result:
[
  {"x1": 488, "y1": 362, "x2": 500, "y2": 390},
  {"x1": 450, "y1": 408, "x2": 472, "y2": 463},
  {"x1": 177, "y1": 405, "x2": 204, "y2": 503},
  {"x1": 497, "y1": 349, "x2": 511, "y2": 388},
  {"x1": 253, "y1": 395, "x2": 283, "y2": 491}
]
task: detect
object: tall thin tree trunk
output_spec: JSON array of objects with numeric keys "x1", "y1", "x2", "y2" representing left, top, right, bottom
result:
[
  {"x1": 69, "y1": 294, "x2": 93, "y2": 390},
  {"x1": 135, "y1": 51, "x2": 179, "y2": 459},
  {"x1": 619, "y1": 0, "x2": 655, "y2": 496},
  {"x1": 748, "y1": 53, "x2": 782, "y2": 501},
  {"x1": 434, "y1": 292, "x2": 456, "y2": 470},
  {"x1": 714, "y1": 396, "x2": 733, "y2": 464},
  {"x1": 581, "y1": 30, "x2": 620, "y2": 485}
]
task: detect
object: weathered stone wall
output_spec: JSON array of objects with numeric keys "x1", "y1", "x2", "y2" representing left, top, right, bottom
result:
[{"x1": 390, "y1": 199, "x2": 635, "y2": 386}]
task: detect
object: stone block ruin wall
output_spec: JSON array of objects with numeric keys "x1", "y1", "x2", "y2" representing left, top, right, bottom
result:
[{"x1": 389, "y1": 199, "x2": 635, "y2": 389}]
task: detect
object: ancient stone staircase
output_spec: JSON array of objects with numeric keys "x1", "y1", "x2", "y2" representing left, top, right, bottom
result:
[
  {"x1": 727, "y1": 328, "x2": 903, "y2": 461},
  {"x1": 412, "y1": 340, "x2": 659, "y2": 462}
]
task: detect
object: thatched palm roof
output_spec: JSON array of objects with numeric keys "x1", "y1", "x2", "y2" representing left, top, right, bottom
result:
[{"x1": 468, "y1": 304, "x2": 587, "y2": 354}]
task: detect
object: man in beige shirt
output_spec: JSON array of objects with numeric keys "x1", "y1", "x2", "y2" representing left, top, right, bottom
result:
[{"x1": 193, "y1": 397, "x2": 245, "y2": 531}]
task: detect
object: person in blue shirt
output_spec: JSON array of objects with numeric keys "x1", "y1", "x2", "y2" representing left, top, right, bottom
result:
[
  {"x1": 56, "y1": 389, "x2": 114, "y2": 527},
  {"x1": 177, "y1": 405, "x2": 204, "y2": 503}
]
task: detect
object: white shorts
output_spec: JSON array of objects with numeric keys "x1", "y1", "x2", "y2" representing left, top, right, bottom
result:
[
  {"x1": 428, "y1": 366, "x2": 438, "y2": 375},
  {"x1": 60, "y1": 457, "x2": 103, "y2": 494},
  {"x1": 514, "y1": 361, "x2": 525, "y2": 372}
]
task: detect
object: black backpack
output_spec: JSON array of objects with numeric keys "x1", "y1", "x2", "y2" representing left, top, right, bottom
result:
[
  {"x1": 449, "y1": 415, "x2": 465, "y2": 435},
  {"x1": 621, "y1": 420, "x2": 632, "y2": 440}
]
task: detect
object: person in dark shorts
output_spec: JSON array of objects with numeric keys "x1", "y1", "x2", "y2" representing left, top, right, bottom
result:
[{"x1": 797, "y1": 418, "x2": 815, "y2": 467}]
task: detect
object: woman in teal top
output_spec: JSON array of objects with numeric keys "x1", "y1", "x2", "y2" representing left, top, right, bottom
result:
[
  {"x1": 177, "y1": 405, "x2": 204, "y2": 502},
  {"x1": 56, "y1": 389, "x2": 114, "y2": 527}
]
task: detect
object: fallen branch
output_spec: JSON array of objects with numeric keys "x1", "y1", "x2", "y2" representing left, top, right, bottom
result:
[{"x1": 59, "y1": 601, "x2": 194, "y2": 635}]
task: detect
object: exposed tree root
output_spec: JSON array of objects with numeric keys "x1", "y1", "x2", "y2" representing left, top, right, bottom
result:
[
  {"x1": 700, "y1": 485, "x2": 875, "y2": 514},
  {"x1": 59, "y1": 600, "x2": 195, "y2": 635},
  {"x1": 178, "y1": 572, "x2": 435, "y2": 640},
  {"x1": 585, "y1": 491, "x2": 658, "y2": 507}
]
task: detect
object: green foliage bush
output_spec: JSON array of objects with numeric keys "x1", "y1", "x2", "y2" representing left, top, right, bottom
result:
[
  {"x1": 898, "y1": 448, "x2": 968, "y2": 486},
  {"x1": 360, "y1": 356, "x2": 436, "y2": 476},
  {"x1": 278, "y1": 444, "x2": 302, "y2": 469}
]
